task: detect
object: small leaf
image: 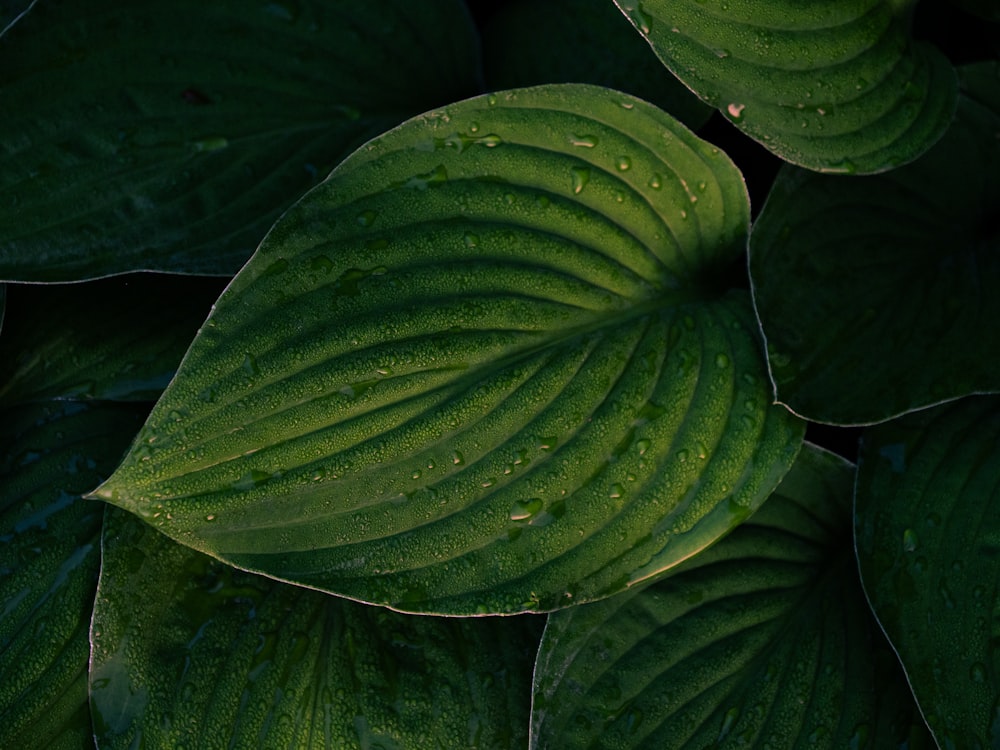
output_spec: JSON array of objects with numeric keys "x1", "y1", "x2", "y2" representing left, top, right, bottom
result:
[
  {"x1": 480, "y1": 0, "x2": 712, "y2": 130},
  {"x1": 531, "y1": 444, "x2": 932, "y2": 749},
  {"x1": 93, "y1": 84, "x2": 804, "y2": 614},
  {"x1": 855, "y1": 396, "x2": 1000, "y2": 748},
  {"x1": 0, "y1": 400, "x2": 147, "y2": 749},
  {"x1": 614, "y1": 0, "x2": 958, "y2": 173},
  {"x1": 90, "y1": 508, "x2": 543, "y2": 749},
  {"x1": 0, "y1": 274, "x2": 226, "y2": 405},
  {"x1": 0, "y1": 0, "x2": 480, "y2": 281},
  {"x1": 750, "y1": 62, "x2": 1000, "y2": 425}
]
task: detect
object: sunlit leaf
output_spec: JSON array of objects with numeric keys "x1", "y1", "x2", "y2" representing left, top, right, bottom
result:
[
  {"x1": 614, "y1": 0, "x2": 957, "y2": 173},
  {"x1": 531, "y1": 444, "x2": 932, "y2": 749},
  {"x1": 0, "y1": 274, "x2": 225, "y2": 405},
  {"x1": 0, "y1": 0, "x2": 480, "y2": 281},
  {"x1": 855, "y1": 396, "x2": 1000, "y2": 748},
  {"x1": 0, "y1": 400, "x2": 146, "y2": 750},
  {"x1": 749, "y1": 62, "x2": 1000, "y2": 425},
  {"x1": 92, "y1": 84, "x2": 804, "y2": 615},
  {"x1": 91, "y1": 509, "x2": 543, "y2": 749},
  {"x1": 480, "y1": 0, "x2": 712, "y2": 130}
]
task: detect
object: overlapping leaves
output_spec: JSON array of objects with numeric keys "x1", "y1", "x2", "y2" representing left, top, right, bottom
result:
[
  {"x1": 93, "y1": 84, "x2": 804, "y2": 615},
  {"x1": 0, "y1": 0, "x2": 480, "y2": 281},
  {"x1": 750, "y1": 62, "x2": 999, "y2": 425},
  {"x1": 530, "y1": 444, "x2": 932, "y2": 749},
  {"x1": 614, "y1": 0, "x2": 957, "y2": 173},
  {"x1": 856, "y1": 396, "x2": 1000, "y2": 748}
]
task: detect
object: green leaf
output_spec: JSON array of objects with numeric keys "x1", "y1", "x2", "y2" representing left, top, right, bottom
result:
[
  {"x1": 0, "y1": 0, "x2": 480, "y2": 282},
  {"x1": 92, "y1": 84, "x2": 804, "y2": 614},
  {"x1": 480, "y1": 0, "x2": 712, "y2": 131},
  {"x1": 614, "y1": 0, "x2": 958, "y2": 174},
  {"x1": 90, "y1": 508, "x2": 543, "y2": 749},
  {"x1": 855, "y1": 396, "x2": 1000, "y2": 748},
  {"x1": 531, "y1": 443, "x2": 932, "y2": 749},
  {"x1": 0, "y1": 274, "x2": 226, "y2": 406},
  {"x1": 0, "y1": 400, "x2": 147, "y2": 749},
  {"x1": 749, "y1": 62, "x2": 1000, "y2": 426}
]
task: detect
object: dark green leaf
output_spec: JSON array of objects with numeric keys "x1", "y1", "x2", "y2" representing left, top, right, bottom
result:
[
  {"x1": 0, "y1": 0, "x2": 480, "y2": 282},
  {"x1": 0, "y1": 274, "x2": 226, "y2": 405},
  {"x1": 855, "y1": 396, "x2": 1000, "y2": 748},
  {"x1": 90, "y1": 508, "x2": 543, "y2": 749},
  {"x1": 749, "y1": 62, "x2": 1000, "y2": 425},
  {"x1": 480, "y1": 0, "x2": 712, "y2": 130},
  {"x1": 92, "y1": 84, "x2": 804, "y2": 614},
  {"x1": 614, "y1": 0, "x2": 958, "y2": 173},
  {"x1": 531, "y1": 444, "x2": 932, "y2": 749},
  {"x1": 0, "y1": 400, "x2": 147, "y2": 749}
]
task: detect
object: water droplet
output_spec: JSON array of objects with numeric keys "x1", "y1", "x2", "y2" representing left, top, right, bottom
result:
[
  {"x1": 726, "y1": 102, "x2": 746, "y2": 121},
  {"x1": 510, "y1": 497, "x2": 543, "y2": 522},
  {"x1": 676, "y1": 449, "x2": 690, "y2": 462},
  {"x1": 451, "y1": 450, "x2": 465, "y2": 466},
  {"x1": 411, "y1": 469, "x2": 422, "y2": 480},
  {"x1": 570, "y1": 166, "x2": 590, "y2": 195},
  {"x1": 570, "y1": 134, "x2": 598, "y2": 148},
  {"x1": 636, "y1": 439, "x2": 651, "y2": 455},
  {"x1": 462, "y1": 232, "x2": 479, "y2": 249},
  {"x1": 648, "y1": 174, "x2": 662, "y2": 189},
  {"x1": 630, "y1": 4, "x2": 652, "y2": 34},
  {"x1": 486, "y1": 94, "x2": 498, "y2": 106},
  {"x1": 609, "y1": 483, "x2": 625, "y2": 499},
  {"x1": 615, "y1": 156, "x2": 631, "y2": 171},
  {"x1": 356, "y1": 210, "x2": 377, "y2": 227},
  {"x1": 715, "y1": 353, "x2": 730, "y2": 368},
  {"x1": 468, "y1": 121, "x2": 480, "y2": 133},
  {"x1": 718, "y1": 707, "x2": 740, "y2": 741},
  {"x1": 539, "y1": 436, "x2": 558, "y2": 452},
  {"x1": 206, "y1": 514, "x2": 216, "y2": 521},
  {"x1": 476, "y1": 134, "x2": 502, "y2": 148},
  {"x1": 193, "y1": 136, "x2": 228, "y2": 152},
  {"x1": 902, "y1": 528, "x2": 918, "y2": 552}
]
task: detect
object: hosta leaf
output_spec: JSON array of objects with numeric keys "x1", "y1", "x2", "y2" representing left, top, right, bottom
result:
[
  {"x1": 90, "y1": 508, "x2": 543, "y2": 749},
  {"x1": 92, "y1": 84, "x2": 804, "y2": 615},
  {"x1": 749, "y1": 62, "x2": 1000, "y2": 425},
  {"x1": 614, "y1": 0, "x2": 958, "y2": 173},
  {"x1": 480, "y1": 0, "x2": 712, "y2": 130},
  {"x1": 0, "y1": 0, "x2": 480, "y2": 282},
  {"x1": 0, "y1": 274, "x2": 225, "y2": 405},
  {"x1": 855, "y1": 396, "x2": 1000, "y2": 748},
  {"x1": 0, "y1": 400, "x2": 146, "y2": 750},
  {"x1": 531, "y1": 444, "x2": 932, "y2": 749}
]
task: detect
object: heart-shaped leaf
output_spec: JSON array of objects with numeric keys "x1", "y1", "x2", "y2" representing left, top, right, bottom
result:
[
  {"x1": 855, "y1": 395, "x2": 1000, "y2": 748},
  {"x1": 90, "y1": 508, "x2": 543, "y2": 749},
  {"x1": 92, "y1": 84, "x2": 804, "y2": 615},
  {"x1": 0, "y1": 400, "x2": 146, "y2": 749},
  {"x1": 530, "y1": 443, "x2": 932, "y2": 749},
  {"x1": 613, "y1": 0, "x2": 958, "y2": 174},
  {"x1": 749, "y1": 62, "x2": 1000, "y2": 425},
  {"x1": 0, "y1": 275, "x2": 225, "y2": 405},
  {"x1": 0, "y1": 0, "x2": 480, "y2": 282},
  {"x1": 480, "y1": 0, "x2": 712, "y2": 131}
]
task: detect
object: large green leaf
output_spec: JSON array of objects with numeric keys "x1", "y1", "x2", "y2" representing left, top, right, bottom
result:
[
  {"x1": 479, "y1": 0, "x2": 712, "y2": 131},
  {"x1": 855, "y1": 396, "x2": 1000, "y2": 748},
  {"x1": 0, "y1": 274, "x2": 225, "y2": 405},
  {"x1": 0, "y1": 400, "x2": 147, "y2": 750},
  {"x1": 90, "y1": 508, "x2": 543, "y2": 749},
  {"x1": 749, "y1": 62, "x2": 1000, "y2": 425},
  {"x1": 0, "y1": 0, "x2": 480, "y2": 282},
  {"x1": 531, "y1": 444, "x2": 932, "y2": 749},
  {"x1": 92, "y1": 84, "x2": 804, "y2": 615},
  {"x1": 614, "y1": 0, "x2": 958, "y2": 173}
]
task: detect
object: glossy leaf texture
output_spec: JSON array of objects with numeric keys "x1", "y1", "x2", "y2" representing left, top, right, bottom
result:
[
  {"x1": 479, "y1": 0, "x2": 712, "y2": 131},
  {"x1": 90, "y1": 508, "x2": 543, "y2": 749},
  {"x1": 0, "y1": 275, "x2": 226, "y2": 404},
  {"x1": 749, "y1": 62, "x2": 1000, "y2": 426},
  {"x1": 614, "y1": 0, "x2": 958, "y2": 174},
  {"x1": 92, "y1": 84, "x2": 804, "y2": 615},
  {"x1": 530, "y1": 444, "x2": 932, "y2": 749},
  {"x1": 855, "y1": 396, "x2": 1000, "y2": 748},
  {"x1": 0, "y1": 0, "x2": 480, "y2": 282},
  {"x1": 0, "y1": 400, "x2": 147, "y2": 749}
]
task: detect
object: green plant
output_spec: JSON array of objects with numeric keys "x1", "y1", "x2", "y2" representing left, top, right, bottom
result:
[{"x1": 1, "y1": 0, "x2": 997, "y2": 747}]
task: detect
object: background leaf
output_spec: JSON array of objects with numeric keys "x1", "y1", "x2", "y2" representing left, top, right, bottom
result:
[
  {"x1": 0, "y1": 0, "x2": 481, "y2": 282},
  {"x1": 477, "y1": 0, "x2": 712, "y2": 131},
  {"x1": 614, "y1": 0, "x2": 958, "y2": 173},
  {"x1": 749, "y1": 62, "x2": 1000, "y2": 425},
  {"x1": 855, "y1": 395, "x2": 1000, "y2": 748},
  {"x1": 530, "y1": 443, "x2": 932, "y2": 749},
  {"x1": 0, "y1": 274, "x2": 225, "y2": 405},
  {"x1": 90, "y1": 508, "x2": 543, "y2": 749},
  {"x1": 0, "y1": 400, "x2": 147, "y2": 750},
  {"x1": 93, "y1": 84, "x2": 804, "y2": 614}
]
